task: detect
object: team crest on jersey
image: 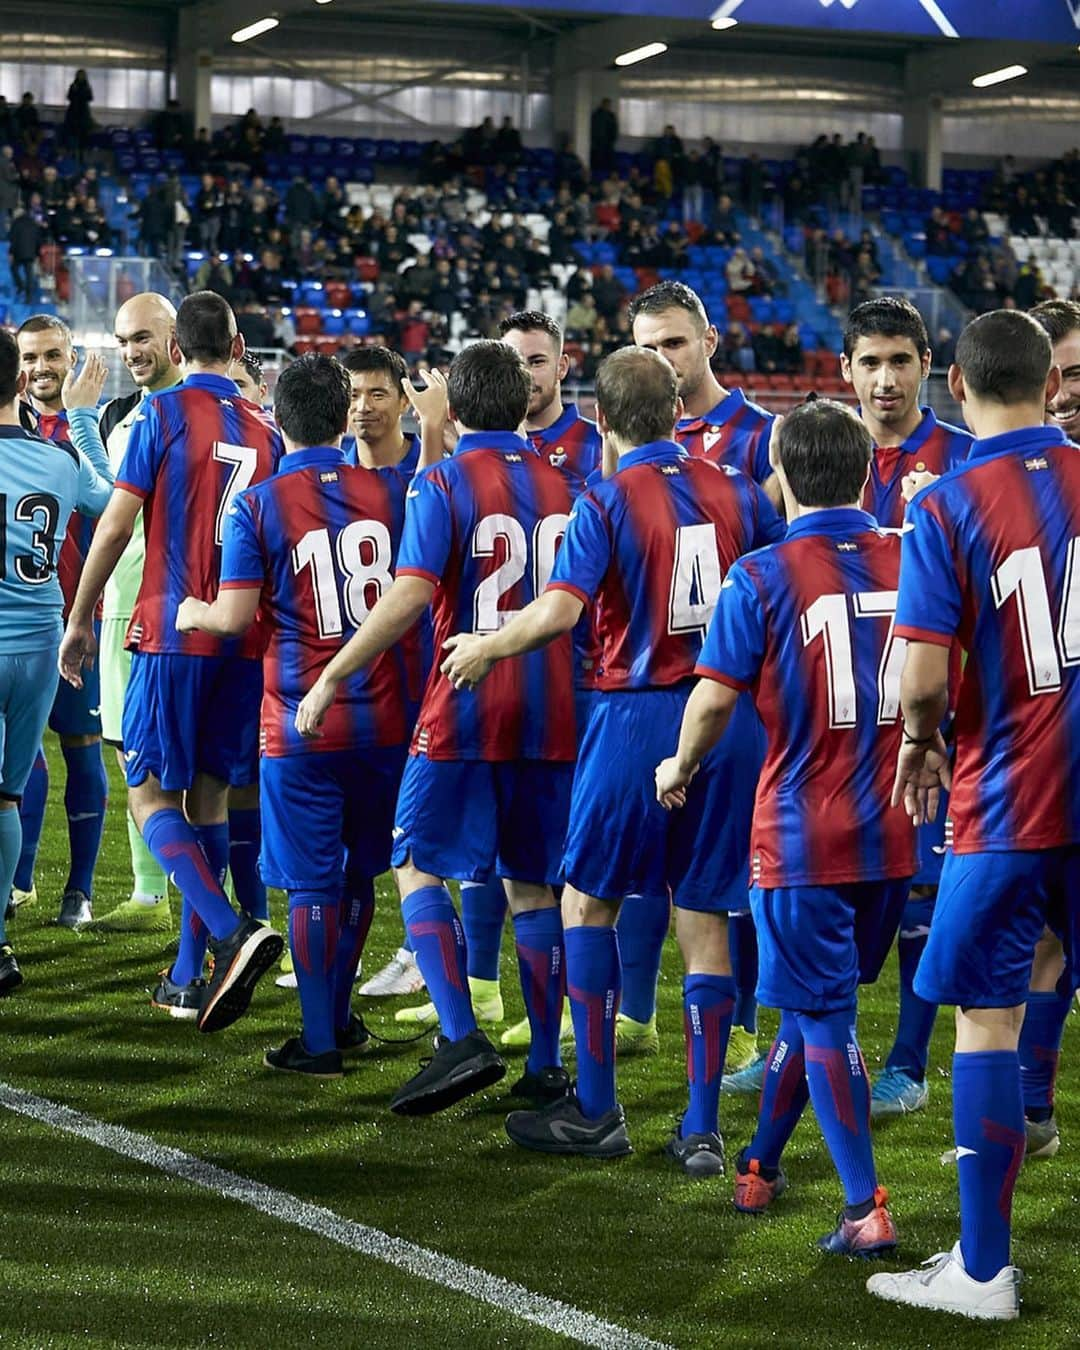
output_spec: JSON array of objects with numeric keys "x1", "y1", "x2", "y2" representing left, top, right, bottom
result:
[
  {"x1": 504, "y1": 453, "x2": 523, "y2": 463},
  {"x1": 219, "y1": 398, "x2": 234, "y2": 408},
  {"x1": 837, "y1": 541, "x2": 859, "y2": 552},
  {"x1": 1025, "y1": 456, "x2": 1049, "y2": 471},
  {"x1": 549, "y1": 449, "x2": 567, "y2": 468},
  {"x1": 702, "y1": 428, "x2": 724, "y2": 453},
  {"x1": 319, "y1": 471, "x2": 339, "y2": 483},
  {"x1": 661, "y1": 464, "x2": 681, "y2": 475}
]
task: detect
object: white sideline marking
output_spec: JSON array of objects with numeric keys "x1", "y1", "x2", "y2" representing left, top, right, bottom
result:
[{"x1": 0, "y1": 1082, "x2": 670, "y2": 1350}]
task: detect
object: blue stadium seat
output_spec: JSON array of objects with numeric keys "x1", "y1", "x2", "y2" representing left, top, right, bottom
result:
[
  {"x1": 321, "y1": 310, "x2": 346, "y2": 336},
  {"x1": 345, "y1": 309, "x2": 371, "y2": 337}
]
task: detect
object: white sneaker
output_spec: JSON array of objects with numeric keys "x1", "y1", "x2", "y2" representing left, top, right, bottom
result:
[
  {"x1": 867, "y1": 1244, "x2": 1020, "y2": 1320},
  {"x1": 357, "y1": 947, "x2": 425, "y2": 997}
]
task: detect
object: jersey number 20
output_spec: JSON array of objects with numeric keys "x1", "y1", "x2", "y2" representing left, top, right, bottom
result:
[{"x1": 472, "y1": 512, "x2": 569, "y2": 633}]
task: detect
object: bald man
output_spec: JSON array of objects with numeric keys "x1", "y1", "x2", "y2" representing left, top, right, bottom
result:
[{"x1": 81, "y1": 294, "x2": 181, "y2": 931}]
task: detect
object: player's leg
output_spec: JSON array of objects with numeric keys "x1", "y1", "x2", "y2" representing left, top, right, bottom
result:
[
  {"x1": 227, "y1": 780, "x2": 269, "y2": 922},
  {"x1": 503, "y1": 877, "x2": 566, "y2": 1099},
  {"x1": 734, "y1": 1009, "x2": 807, "y2": 1212},
  {"x1": 1018, "y1": 927, "x2": 1069, "y2": 1157},
  {"x1": 12, "y1": 745, "x2": 47, "y2": 908},
  {"x1": 725, "y1": 909, "x2": 761, "y2": 1073},
  {"x1": 612, "y1": 892, "x2": 668, "y2": 1055}
]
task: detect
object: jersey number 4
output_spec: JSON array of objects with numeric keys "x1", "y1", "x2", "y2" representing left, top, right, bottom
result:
[
  {"x1": 801, "y1": 590, "x2": 906, "y2": 728},
  {"x1": 292, "y1": 521, "x2": 394, "y2": 640},
  {"x1": 0, "y1": 491, "x2": 60, "y2": 584}
]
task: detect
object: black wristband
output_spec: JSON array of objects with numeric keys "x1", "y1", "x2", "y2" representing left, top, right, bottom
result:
[{"x1": 902, "y1": 727, "x2": 936, "y2": 747}]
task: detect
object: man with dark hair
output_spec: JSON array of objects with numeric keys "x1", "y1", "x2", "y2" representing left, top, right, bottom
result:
[
  {"x1": 656, "y1": 397, "x2": 912, "y2": 1253},
  {"x1": 296, "y1": 340, "x2": 575, "y2": 1116},
  {"x1": 14, "y1": 315, "x2": 111, "y2": 930},
  {"x1": 869, "y1": 309, "x2": 1078, "y2": 1319},
  {"x1": 0, "y1": 330, "x2": 112, "y2": 991},
  {"x1": 1031, "y1": 298, "x2": 1080, "y2": 444},
  {"x1": 177, "y1": 353, "x2": 416, "y2": 1074},
  {"x1": 338, "y1": 346, "x2": 420, "y2": 477},
  {"x1": 839, "y1": 294, "x2": 973, "y2": 1123},
  {"x1": 442, "y1": 347, "x2": 782, "y2": 1165},
  {"x1": 59, "y1": 291, "x2": 285, "y2": 1033},
  {"x1": 631, "y1": 278, "x2": 778, "y2": 1077},
  {"x1": 230, "y1": 351, "x2": 268, "y2": 406}
]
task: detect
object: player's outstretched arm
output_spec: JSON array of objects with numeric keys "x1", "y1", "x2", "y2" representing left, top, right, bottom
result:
[
  {"x1": 892, "y1": 640, "x2": 952, "y2": 825},
  {"x1": 63, "y1": 352, "x2": 114, "y2": 485},
  {"x1": 176, "y1": 587, "x2": 260, "y2": 638},
  {"x1": 440, "y1": 589, "x2": 584, "y2": 691},
  {"x1": 296, "y1": 574, "x2": 434, "y2": 737},
  {"x1": 656, "y1": 677, "x2": 739, "y2": 810},
  {"x1": 402, "y1": 368, "x2": 451, "y2": 470}
]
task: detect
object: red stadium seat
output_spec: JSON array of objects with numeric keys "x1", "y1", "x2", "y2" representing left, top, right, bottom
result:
[
  {"x1": 293, "y1": 339, "x2": 317, "y2": 355},
  {"x1": 726, "y1": 295, "x2": 750, "y2": 322},
  {"x1": 325, "y1": 281, "x2": 352, "y2": 308},
  {"x1": 294, "y1": 307, "x2": 323, "y2": 336},
  {"x1": 354, "y1": 256, "x2": 379, "y2": 282},
  {"x1": 314, "y1": 335, "x2": 343, "y2": 355}
]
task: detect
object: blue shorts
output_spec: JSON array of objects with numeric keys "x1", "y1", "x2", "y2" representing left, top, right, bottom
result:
[
  {"x1": 912, "y1": 789, "x2": 948, "y2": 887},
  {"x1": 751, "y1": 879, "x2": 910, "y2": 1013},
  {"x1": 562, "y1": 687, "x2": 761, "y2": 910},
  {"x1": 260, "y1": 745, "x2": 407, "y2": 891},
  {"x1": 122, "y1": 652, "x2": 262, "y2": 792},
  {"x1": 0, "y1": 649, "x2": 60, "y2": 801},
  {"x1": 49, "y1": 622, "x2": 101, "y2": 738},
  {"x1": 391, "y1": 755, "x2": 572, "y2": 885},
  {"x1": 915, "y1": 847, "x2": 1080, "y2": 1008}
]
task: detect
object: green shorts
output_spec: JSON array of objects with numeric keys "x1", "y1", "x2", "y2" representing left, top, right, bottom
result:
[{"x1": 99, "y1": 616, "x2": 133, "y2": 746}]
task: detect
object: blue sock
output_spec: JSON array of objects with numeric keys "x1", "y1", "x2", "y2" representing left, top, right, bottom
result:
[
  {"x1": 461, "y1": 875, "x2": 507, "y2": 982},
  {"x1": 682, "y1": 973, "x2": 735, "y2": 1138},
  {"x1": 746, "y1": 1011, "x2": 810, "y2": 1170},
  {"x1": 512, "y1": 906, "x2": 565, "y2": 1074},
  {"x1": 401, "y1": 927, "x2": 413, "y2": 954},
  {"x1": 143, "y1": 809, "x2": 238, "y2": 941},
  {"x1": 799, "y1": 1008, "x2": 877, "y2": 1209},
  {"x1": 1019, "y1": 990, "x2": 1072, "y2": 1122},
  {"x1": 954, "y1": 1050, "x2": 1025, "y2": 1281},
  {"x1": 402, "y1": 885, "x2": 475, "y2": 1042},
  {"x1": 729, "y1": 911, "x2": 759, "y2": 1033},
  {"x1": 14, "y1": 747, "x2": 48, "y2": 892},
  {"x1": 173, "y1": 898, "x2": 209, "y2": 986},
  {"x1": 228, "y1": 807, "x2": 268, "y2": 921},
  {"x1": 616, "y1": 893, "x2": 669, "y2": 1023},
  {"x1": 565, "y1": 924, "x2": 621, "y2": 1119},
  {"x1": 193, "y1": 822, "x2": 229, "y2": 890},
  {"x1": 0, "y1": 807, "x2": 22, "y2": 945},
  {"x1": 60, "y1": 741, "x2": 107, "y2": 897},
  {"x1": 334, "y1": 872, "x2": 375, "y2": 1030},
  {"x1": 290, "y1": 889, "x2": 340, "y2": 1056},
  {"x1": 885, "y1": 892, "x2": 938, "y2": 1079}
]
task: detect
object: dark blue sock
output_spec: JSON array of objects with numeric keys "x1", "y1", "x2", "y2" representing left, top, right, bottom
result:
[
  {"x1": 401, "y1": 927, "x2": 413, "y2": 954},
  {"x1": 402, "y1": 885, "x2": 475, "y2": 1042},
  {"x1": 333, "y1": 872, "x2": 375, "y2": 1030},
  {"x1": 290, "y1": 890, "x2": 340, "y2": 1056},
  {"x1": 60, "y1": 741, "x2": 107, "y2": 897},
  {"x1": 615, "y1": 893, "x2": 669, "y2": 1023},
  {"x1": 461, "y1": 875, "x2": 507, "y2": 982},
  {"x1": 193, "y1": 822, "x2": 229, "y2": 891},
  {"x1": 565, "y1": 924, "x2": 621, "y2": 1119},
  {"x1": 954, "y1": 1050, "x2": 1024, "y2": 1281},
  {"x1": 172, "y1": 899, "x2": 209, "y2": 986},
  {"x1": 729, "y1": 911, "x2": 759, "y2": 1033},
  {"x1": 512, "y1": 906, "x2": 565, "y2": 1074},
  {"x1": 14, "y1": 747, "x2": 48, "y2": 892},
  {"x1": 799, "y1": 1008, "x2": 877, "y2": 1208},
  {"x1": 0, "y1": 807, "x2": 22, "y2": 945},
  {"x1": 682, "y1": 973, "x2": 735, "y2": 1138},
  {"x1": 143, "y1": 809, "x2": 238, "y2": 941},
  {"x1": 1019, "y1": 990, "x2": 1072, "y2": 1121},
  {"x1": 228, "y1": 807, "x2": 268, "y2": 921},
  {"x1": 885, "y1": 892, "x2": 938, "y2": 1079},
  {"x1": 747, "y1": 1010, "x2": 810, "y2": 1169}
]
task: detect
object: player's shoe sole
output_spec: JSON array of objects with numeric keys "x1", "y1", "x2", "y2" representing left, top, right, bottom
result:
[
  {"x1": 505, "y1": 1096, "x2": 632, "y2": 1159},
  {"x1": 150, "y1": 972, "x2": 207, "y2": 1020},
  {"x1": 197, "y1": 919, "x2": 284, "y2": 1034},
  {"x1": 867, "y1": 1244, "x2": 1020, "y2": 1320},
  {"x1": 264, "y1": 1036, "x2": 344, "y2": 1079},
  {"x1": 85, "y1": 897, "x2": 173, "y2": 933},
  {"x1": 390, "y1": 1030, "x2": 506, "y2": 1116}
]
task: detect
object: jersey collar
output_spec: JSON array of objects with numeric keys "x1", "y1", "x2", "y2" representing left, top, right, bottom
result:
[
  {"x1": 454, "y1": 430, "x2": 534, "y2": 457},
  {"x1": 678, "y1": 388, "x2": 745, "y2": 433},
  {"x1": 183, "y1": 372, "x2": 240, "y2": 395},
  {"x1": 967, "y1": 424, "x2": 1068, "y2": 462},
  {"x1": 615, "y1": 439, "x2": 687, "y2": 473},
  {"x1": 785, "y1": 507, "x2": 880, "y2": 540},
  {"x1": 278, "y1": 445, "x2": 347, "y2": 475},
  {"x1": 529, "y1": 403, "x2": 580, "y2": 444}
]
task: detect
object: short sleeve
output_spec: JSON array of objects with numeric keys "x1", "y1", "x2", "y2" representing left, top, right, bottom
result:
[
  {"x1": 894, "y1": 495, "x2": 960, "y2": 645},
  {"x1": 696, "y1": 562, "x2": 767, "y2": 689},
  {"x1": 396, "y1": 468, "x2": 452, "y2": 584},
  {"x1": 220, "y1": 490, "x2": 265, "y2": 588},
  {"x1": 547, "y1": 492, "x2": 610, "y2": 606},
  {"x1": 115, "y1": 398, "x2": 163, "y2": 499}
]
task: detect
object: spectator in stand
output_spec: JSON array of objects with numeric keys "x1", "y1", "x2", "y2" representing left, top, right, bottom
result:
[
  {"x1": 0, "y1": 145, "x2": 21, "y2": 241},
  {"x1": 192, "y1": 252, "x2": 234, "y2": 298},
  {"x1": 9, "y1": 207, "x2": 42, "y2": 302},
  {"x1": 153, "y1": 98, "x2": 187, "y2": 152},
  {"x1": 0, "y1": 97, "x2": 15, "y2": 148},
  {"x1": 320, "y1": 176, "x2": 347, "y2": 237},
  {"x1": 15, "y1": 93, "x2": 41, "y2": 153},
  {"x1": 1013, "y1": 261, "x2": 1045, "y2": 310},
  {"x1": 63, "y1": 70, "x2": 94, "y2": 159},
  {"x1": 137, "y1": 181, "x2": 171, "y2": 262},
  {"x1": 925, "y1": 206, "x2": 953, "y2": 256},
  {"x1": 961, "y1": 207, "x2": 989, "y2": 250},
  {"x1": 592, "y1": 263, "x2": 627, "y2": 323},
  {"x1": 494, "y1": 117, "x2": 522, "y2": 167},
  {"x1": 1008, "y1": 185, "x2": 1040, "y2": 236},
  {"x1": 236, "y1": 299, "x2": 277, "y2": 351},
  {"x1": 284, "y1": 174, "x2": 319, "y2": 252},
  {"x1": 712, "y1": 192, "x2": 738, "y2": 244},
  {"x1": 264, "y1": 116, "x2": 287, "y2": 155},
  {"x1": 38, "y1": 165, "x2": 64, "y2": 216},
  {"x1": 749, "y1": 245, "x2": 781, "y2": 296},
  {"x1": 778, "y1": 322, "x2": 804, "y2": 374},
  {"x1": 933, "y1": 324, "x2": 957, "y2": 368},
  {"x1": 725, "y1": 246, "x2": 755, "y2": 294},
  {"x1": 253, "y1": 246, "x2": 287, "y2": 305},
  {"x1": 852, "y1": 247, "x2": 881, "y2": 304},
  {"x1": 565, "y1": 289, "x2": 598, "y2": 337},
  {"x1": 590, "y1": 98, "x2": 618, "y2": 175},
  {"x1": 847, "y1": 132, "x2": 872, "y2": 208},
  {"x1": 741, "y1": 152, "x2": 766, "y2": 221},
  {"x1": 658, "y1": 220, "x2": 688, "y2": 269},
  {"x1": 752, "y1": 321, "x2": 782, "y2": 374},
  {"x1": 1047, "y1": 189, "x2": 1076, "y2": 239},
  {"x1": 682, "y1": 149, "x2": 708, "y2": 224},
  {"x1": 193, "y1": 172, "x2": 223, "y2": 255},
  {"x1": 190, "y1": 127, "x2": 212, "y2": 172},
  {"x1": 722, "y1": 319, "x2": 754, "y2": 373}
]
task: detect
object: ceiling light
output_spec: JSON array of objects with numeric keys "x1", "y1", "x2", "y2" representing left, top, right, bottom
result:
[
  {"x1": 711, "y1": 17, "x2": 738, "y2": 29},
  {"x1": 231, "y1": 17, "x2": 279, "y2": 42},
  {"x1": 614, "y1": 42, "x2": 668, "y2": 68},
  {"x1": 971, "y1": 65, "x2": 1027, "y2": 88}
]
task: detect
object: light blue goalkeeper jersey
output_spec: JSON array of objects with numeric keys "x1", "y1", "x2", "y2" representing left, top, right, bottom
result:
[{"x1": 0, "y1": 423, "x2": 112, "y2": 652}]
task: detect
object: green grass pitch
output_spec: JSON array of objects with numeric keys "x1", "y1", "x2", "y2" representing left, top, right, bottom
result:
[{"x1": 2, "y1": 734, "x2": 1077, "y2": 1348}]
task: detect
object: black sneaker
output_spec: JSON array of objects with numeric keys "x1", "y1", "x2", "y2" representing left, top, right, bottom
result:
[
  {"x1": 150, "y1": 971, "x2": 206, "y2": 1020},
  {"x1": 56, "y1": 889, "x2": 92, "y2": 929},
  {"x1": 335, "y1": 1012, "x2": 371, "y2": 1056},
  {"x1": 664, "y1": 1129, "x2": 725, "y2": 1178},
  {"x1": 264, "y1": 1036, "x2": 344, "y2": 1079},
  {"x1": 505, "y1": 1095, "x2": 632, "y2": 1159},
  {"x1": 0, "y1": 944, "x2": 23, "y2": 995},
  {"x1": 197, "y1": 918, "x2": 284, "y2": 1034},
  {"x1": 390, "y1": 1029, "x2": 506, "y2": 1116},
  {"x1": 508, "y1": 1065, "x2": 572, "y2": 1106}
]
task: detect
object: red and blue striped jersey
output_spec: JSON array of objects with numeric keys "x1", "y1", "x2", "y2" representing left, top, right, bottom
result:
[
  {"x1": 895, "y1": 425, "x2": 1080, "y2": 853},
  {"x1": 342, "y1": 431, "x2": 421, "y2": 479},
  {"x1": 116, "y1": 373, "x2": 282, "y2": 659},
  {"x1": 863, "y1": 406, "x2": 972, "y2": 528},
  {"x1": 30, "y1": 408, "x2": 95, "y2": 619},
  {"x1": 396, "y1": 430, "x2": 575, "y2": 762},
  {"x1": 697, "y1": 509, "x2": 918, "y2": 887},
  {"x1": 676, "y1": 389, "x2": 774, "y2": 484},
  {"x1": 526, "y1": 403, "x2": 602, "y2": 498},
  {"x1": 221, "y1": 446, "x2": 422, "y2": 758},
  {"x1": 548, "y1": 441, "x2": 784, "y2": 691}
]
